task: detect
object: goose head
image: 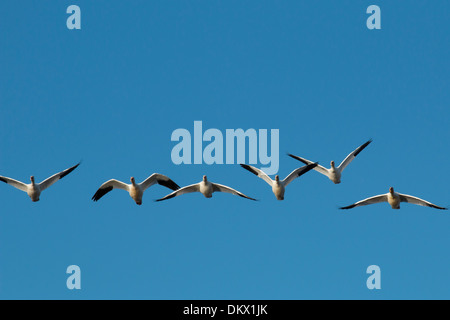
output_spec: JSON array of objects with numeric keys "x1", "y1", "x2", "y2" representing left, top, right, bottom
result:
[
  {"x1": 203, "y1": 175, "x2": 207, "y2": 182},
  {"x1": 330, "y1": 160, "x2": 335, "y2": 168},
  {"x1": 389, "y1": 187, "x2": 394, "y2": 194},
  {"x1": 30, "y1": 176, "x2": 35, "y2": 184},
  {"x1": 275, "y1": 175, "x2": 280, "y2": 182},
  {"x1": 130, "y1": 177, "x2": 136, "y2": 184}
]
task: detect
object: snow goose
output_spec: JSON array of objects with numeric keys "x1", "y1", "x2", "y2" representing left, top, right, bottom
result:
[
  {"x1": 340, "y1": 187, "x2": 447, "y2": 210},
  {"x1": 0, "y1": 162, "x2": 80, "y2": 202},
  {"x1": 156, "y1": 175, "x2": 256, "y2": 201},
  {"x1": 240, "y1": 162, "x2": 318, "y2": 200},
  {"x1": 92, "y1": 173, "x2": 180, "y2": 205},
  {"x1": 288, "y1": 139, "x2": 372, "y2": 184}
]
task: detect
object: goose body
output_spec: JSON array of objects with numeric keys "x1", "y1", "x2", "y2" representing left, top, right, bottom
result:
[
  {"x1": 199, "y1": 179, "x2": 214, "y2": 198},
  {"x1": 340, "y1": 187, "x2": 447, "y2": 210},
  {"x1": 0, "y1": 162, "x2": 80, "y2": 202},
  {"x1": 92, "y1": 173, "x2": 180, "y2": 205},
  {"x1": 328, "y1": 164, "x2": 341, "y2": 184},
  {"x1": 27, "y1": 181, "x2": 41, "y2": 202},
  {"x1": 156, "y1": 175, "x2": 256, "y2": 201},
  {"x1": 288, "y1": 139, "x2": 372, "y2": 184},
  {"x1": 387, "y1": 189, "x2": 401, "y2": 209},
  {"x1": 272, "y1": 180, "x2": 285, "y2": 200},
  {"x1": 240, "y1": 162, "x2": 318, "y2": 200}
]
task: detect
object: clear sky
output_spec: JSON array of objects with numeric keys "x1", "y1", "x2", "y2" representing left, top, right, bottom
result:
[{"x1": 0, "y1": 1, "x2": 449, "y2": 299}]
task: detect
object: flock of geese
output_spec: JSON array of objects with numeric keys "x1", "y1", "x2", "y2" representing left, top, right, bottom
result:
[{"x1": 0, "y1": 139, "x2": 447, "y2": 211}]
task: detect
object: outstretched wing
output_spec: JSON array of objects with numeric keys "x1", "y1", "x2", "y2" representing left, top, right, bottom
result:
[
  {"x1": 338, "y1": 139, "x2": 372, "y2": 172},
  {"x1": 92, "y1": 179, "x2": 129, "y2": 202},
  {"x1": 282, "y1": 162, "x2": 318, "y2": 186},
  {"x1": 140, "y1": 173, "x2": 180, "y2": 191},
  {"x1": 155, "y1": 183, "x2": 200, "y2": 202},
  {"x1": 240, "y1": 164, "x2": 273, "y2": 186},
  {"x1": 399, "y1": 193, "x2": 447, "y2": 210},
  {"x1": 212, "y1": 183, "x2": 257, "y2": 201},
  {"x1": 340, "y1": 194, "x2": 387, "y2": 210},
  {"x1": 0, "y1": 176, "x2": 28, "y2": 192},
  {"x1": 287, "y1": 154, "x2": 329, "y2": 176},
  {"x1": 39, "y1": 162, "x2": 81, "y2": 191}
]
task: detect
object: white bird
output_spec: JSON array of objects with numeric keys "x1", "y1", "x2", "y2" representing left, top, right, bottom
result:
[
  {"x1": 288, "y1": 139, "x2": 372, "y2": 184},
  {"x1": 0, "y1": 162, "x2": 81, "y2": 202},
  {"x1": 240, "y1": 163, "x2": 318, "y2": 200},
  {"x1": 156, "y1": 175, "x2": 256, "y2": 201},
  {"x1": 340, "y1": 187, "x2": 447, "y2": 210},
  {"x1": 92, "y1": 173, "x2": 180, "y2": 205}
]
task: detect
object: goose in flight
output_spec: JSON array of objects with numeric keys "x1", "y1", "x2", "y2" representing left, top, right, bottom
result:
[
  {"x1": 0, "y1": 162, "x2": 80, "y2": 202},
  {"x1": 240, "y1": 162, "x2": 318, "y2": 200},
  {"x1": 92, "y1": 173, "x2": 180, "y2": 205},
  {"x1": 288, "y1": 139, "x2": 372, "y2": 184},
  {"x1": 340, "y1": 187, "x2": 447, "y2": 210},
  {"x1": 156, "y1": 175, "x2": 256, "y2": 201}
]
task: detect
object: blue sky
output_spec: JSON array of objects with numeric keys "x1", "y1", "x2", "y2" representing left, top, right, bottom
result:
[{"x1": 0, "y1": 1, "x2": 449, "y2": 299}]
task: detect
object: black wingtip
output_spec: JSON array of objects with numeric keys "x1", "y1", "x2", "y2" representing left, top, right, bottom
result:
[
  {"x1": 339, "y1": 204, "x2": 356, "y2": 210},
  {"x1": 60, "y1": 162, "x2": 81, "y2": 179},
  {"x1": 0, "y1": 177, "x2": 7, "y2": 183},
  {"x1": 239, "y1": 193, "x2": 258, "y2": 201},
  {"x1": 287, "y1": 154, "x2": 310, "y2": 165},
  {"x1": 157, "y1": 178, "x2": 180, "y2": 191},
  {"x1": 156, "y1": 192, "x2": 177, "y2": 202},
  {"x1": 354, "y1": 139, "x2": 373, "y2": 157},
  {"x1": 305, "y1": 161, "x2": 319, "y2": 170},
  {"x1": 297, "y1": 162, "x2": 319, "y2": 177},
  {"x1": 430, "y1": 204, "x2": 448, "y2": 210},
  {"x1": 91, "y1": 186, "x2": 113, "y2": 202},
  {"x1": 240, "y1": 164, "x2": 259, "y2": 176}
]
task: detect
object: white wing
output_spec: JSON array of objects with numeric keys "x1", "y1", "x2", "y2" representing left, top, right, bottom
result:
[
  {"x1": 240, "y1": 164, "x2": 273, "y2": 186},
  {"x1": 399, "y1": 193, "x2": 447, "y2": 210},
  {"x1": 140, "y1": 173, "x2": 180, "y2": 191},
  {"x1": 340, "y1": 194, "x2": 388, "y2": 209},
  {"x1": 155, "y1": 183, "x2": 200, "y2": 201},
  {"x1": 212, "y1": 183, "x2": 256, "y2": 200},
  {"x1": 338, "y1": 139, "x2": 372, "y2": 172},
  {"x1": 92, "y1": 179, "x2": 130, "y2": 201},
  {"x1": 282, "y1": 162, "x2": 318, "y2": 186},
  {"x1": 39, "y1": 162, "x2": 81, "y2": 191},
  {"x1": 0, "y1": 176, "x2": 28, "y2": 192},
  {"x1": 288, "y1": 154, "x2": 330, "y2": 177}
]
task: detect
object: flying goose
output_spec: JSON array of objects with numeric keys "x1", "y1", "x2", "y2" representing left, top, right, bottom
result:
[
  {"x1": 92, "y1": 173, "x2": 180, "y2": 205},
  {"x1": 340, "y1": 187, "x2": 447, "y2": 210},
  {"x1": 240, "y1": 163, "x2": 318, "y2": 200},
  {"x1": 156, "y1": 175, "x2": 256, "y2": 201},
  {"x1": 288, "y1": 139, "x2": 372, "y2": 184},
  {"x1": 0, "y1": 162, "x2": 81, "y2": 202}
]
